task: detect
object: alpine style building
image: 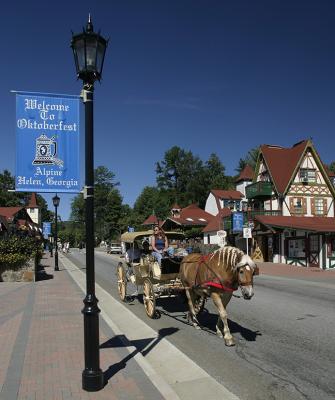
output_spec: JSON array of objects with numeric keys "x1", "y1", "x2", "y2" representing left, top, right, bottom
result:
[{"x1": 206, "y1": 139, "x2": 335, "y2": 269}]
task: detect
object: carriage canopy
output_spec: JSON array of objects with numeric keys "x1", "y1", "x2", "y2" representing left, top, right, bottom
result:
[{"x1": 120, "y1": 230, "x2": 185, "y2": 244}]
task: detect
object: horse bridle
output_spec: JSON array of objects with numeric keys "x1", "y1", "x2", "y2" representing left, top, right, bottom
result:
[{"x1": 236, "y1": 263, "x2": 254, "y2": 287}]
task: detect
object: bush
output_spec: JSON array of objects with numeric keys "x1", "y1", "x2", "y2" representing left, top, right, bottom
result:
[{"x1": 0, "y1": 236, "x2": 42, "y2": 269}]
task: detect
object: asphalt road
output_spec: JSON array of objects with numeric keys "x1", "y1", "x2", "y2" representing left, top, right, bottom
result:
[{"x1": 68, "y1": 249, "x2": 335, "y2": 400}]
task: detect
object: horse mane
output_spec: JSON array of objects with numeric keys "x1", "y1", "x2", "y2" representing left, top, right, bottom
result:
[{"x1": 210, "y1": 246, "x2": 245, "y2": 272}]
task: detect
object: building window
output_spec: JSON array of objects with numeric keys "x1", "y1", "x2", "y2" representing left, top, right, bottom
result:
[
  {"x1": 314, "y1": 199, "x2": 324, "y2": 215},
  {"x1": 287, "y1": 238, "x2": 306, "y2": 258},
  {"x1": 299, "y1": 168, "x2": 316, "y2": 183},
  {"x1": 309, "y1": 235, "x2": 319, "y2": 252},
  {"x1": 30, "y1": 208, "x2": 35, "y2": 213},
  {"x1": 311, "y1": 198, "x2": 327, "y2": 216},
  {"x1": 290, "y1": 197, "x2": 306, "y2": 215},
  {"x1": 224, "y1": 200, "x2": 236, "y2": 210},
  {"x1": 328, "y1": 237, "x2": 335, "y2": 257}
]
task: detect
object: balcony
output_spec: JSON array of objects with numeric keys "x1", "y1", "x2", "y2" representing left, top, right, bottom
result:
[{"x1": 245, "y1": 181, "x2": 273, "y2": 199}]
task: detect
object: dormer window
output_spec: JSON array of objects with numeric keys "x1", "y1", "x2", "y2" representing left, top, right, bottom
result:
[{"x1": 299, "y1": 168, "x2": 316, "y2": 183}]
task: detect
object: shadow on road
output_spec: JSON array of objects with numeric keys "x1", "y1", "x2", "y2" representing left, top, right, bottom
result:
[
  {"x1": 101, "y1": 327, "x2": 179, "y2": 384},
  {"x1": 197, "y1": 310, "x2": 262, "y2": 341}
]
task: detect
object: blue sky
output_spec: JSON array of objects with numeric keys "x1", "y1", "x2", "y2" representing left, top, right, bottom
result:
[{"x1": 2, "y1": 1, "x2": 335, "y2": 220}]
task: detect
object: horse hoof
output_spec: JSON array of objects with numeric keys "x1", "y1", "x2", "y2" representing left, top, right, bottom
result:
[
  {"x1": 224, "y1": 338, "x2": 236, "y2": 346},
  {"x1": 194, "y1": 324, "x2": 201, "y2": 330}
]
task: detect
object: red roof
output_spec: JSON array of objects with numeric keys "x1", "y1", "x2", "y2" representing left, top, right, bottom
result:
[
  {"x1": 324, "y1": 164, "x2": 335, "y2": 178},
  {"x1": 27, "y1": 193, "x2": 39, "y2": 208},
  {"x1": 180, "y1": 204, "x2": 213, "y2": 221},
  {"x1": 163, "y1": 204, "x2": 214, "y2": 227},
  {"x1": 235, "y1": 165, "x2": 254, "y2": 182},
  {"x1": 0, "y1": 207, "x2": 25, "y2": 220},
  {"x1": 142, "y1": 214, "x2": 159, "y2": 225},
  {"x1": 255, "y1": 215, "x2": 335, "y2": 232},
  {"x1": 260, "y1": 140, "x2": 308, "y2": 194},
  {"x1": 203, "y1": 208, "x2": 231, "y2": 232},
  {"x1": 211, "y1": 190, "x2": 244, "y2": 200}
]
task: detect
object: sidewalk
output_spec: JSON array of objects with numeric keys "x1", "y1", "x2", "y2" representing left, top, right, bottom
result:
[
  {"x1": 0, "y1": 253, "x2": 164, "y2": 400},
  {"x1": 257, "y1": 261, "x2": 335, "y2": 283}
]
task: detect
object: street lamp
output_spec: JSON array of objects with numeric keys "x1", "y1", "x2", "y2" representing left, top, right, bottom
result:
[
  {"x1": 52, "y1": 194, "x2": 60, "y2": 271},
  {"x1": 71, "y1": 15, "x2": 107, "y2": 392}
]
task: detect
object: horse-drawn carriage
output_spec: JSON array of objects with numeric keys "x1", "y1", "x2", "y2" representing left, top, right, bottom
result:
[
  {"x1": 117, "y1": 229, "x2": 259, "y2": 345},
  {"x1": 117, "y1": 230, "x2": 188, "y2": 318}
]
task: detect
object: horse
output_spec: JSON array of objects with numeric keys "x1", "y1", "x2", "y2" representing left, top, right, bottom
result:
[{"x1": 179, "y1": 246, "x2": 258, "y2": 346}]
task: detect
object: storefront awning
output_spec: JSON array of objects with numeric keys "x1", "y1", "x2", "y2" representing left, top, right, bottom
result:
[{"x1": 255, "y1": 215, "x2": 335, "y2": 233}]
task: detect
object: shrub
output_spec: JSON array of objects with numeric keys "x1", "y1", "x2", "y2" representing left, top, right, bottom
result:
[{"x1": 0, "y1": 236, "x2": 42, "y2": 269}]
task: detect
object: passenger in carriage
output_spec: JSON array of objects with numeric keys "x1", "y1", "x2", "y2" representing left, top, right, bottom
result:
[
  {"x1": 125, "y1": 243, "x2": 141, "y2": 263},
  {"x1": 151, "y1": 226, "x2": 169, "y2": 265},
  {"x1": 142, "y1": 240, "x2": 150, "y2": 254}
]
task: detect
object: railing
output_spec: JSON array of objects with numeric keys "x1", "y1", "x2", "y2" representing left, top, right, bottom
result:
[{"x1": 245, "y1": 181, "x2": 273, "y2": 199}]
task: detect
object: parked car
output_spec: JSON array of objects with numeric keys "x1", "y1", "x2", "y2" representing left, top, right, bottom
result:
[{"x1": 108, "y1": 243, "x2": 122, "y2": 254}]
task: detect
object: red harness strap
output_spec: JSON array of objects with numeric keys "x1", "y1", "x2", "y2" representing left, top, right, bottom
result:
[
  {"x1": 194, "y1": 254, "x2": 238, "y2": 292},
  {"x1": 202, "y1": 281, "x2": 237, "y2": 292}
]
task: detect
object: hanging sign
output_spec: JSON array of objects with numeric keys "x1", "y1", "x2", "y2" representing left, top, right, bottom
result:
[
  {"x1": 232, "y1": 212, "x2": 244, "y2": 232},
  {"x1": 15, "y1": 92, "x2": 80, "y2": 193},
  {"x1": 42, "y1": 222, "x2": 51, "y2": 238}
]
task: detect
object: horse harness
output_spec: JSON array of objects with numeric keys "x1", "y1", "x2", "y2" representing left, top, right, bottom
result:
[{"x1": 189, "y1": 254, "x2": 239, "y2": 292}]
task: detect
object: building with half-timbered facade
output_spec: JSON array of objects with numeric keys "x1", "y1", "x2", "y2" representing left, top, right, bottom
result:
[{"x1": 220, "y1": 139, "x2": 335, "y2": 269}]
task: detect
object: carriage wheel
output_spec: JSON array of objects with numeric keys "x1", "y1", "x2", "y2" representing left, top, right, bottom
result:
[
  {"x1": 117, "y1": 263, "x2": 127, "y2": 301},
  {"x1": 143, "y1": 278, "x2": 156, "y2": 318}
]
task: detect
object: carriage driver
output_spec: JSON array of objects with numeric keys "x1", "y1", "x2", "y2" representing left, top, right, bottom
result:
[{"x1": 151, "y1": 226, "x2": 169, "y2": 265}]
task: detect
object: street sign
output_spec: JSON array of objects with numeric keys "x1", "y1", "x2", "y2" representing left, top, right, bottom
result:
[
  {"x1": 217, "y1": 230, "x2": 227, "y2": 248},
  {"x1": 243, "y1": 227, "x2": 252, "y2": 239},
  {"x1": 217, "y1": 230, "x2": 227, "y2": 238}
]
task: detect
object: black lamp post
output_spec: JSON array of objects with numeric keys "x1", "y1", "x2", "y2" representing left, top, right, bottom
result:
[
  {"x1": 52, "y1": 194, "x2": 60, "y2": 271},
  {"x1": 71, "y1": 15, "x2": 107, "y2": 392}
]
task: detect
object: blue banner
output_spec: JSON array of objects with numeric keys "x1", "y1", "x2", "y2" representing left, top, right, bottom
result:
[
  {"x1": 15, "y1": 92, "x2": 80, "y2": 193},
  {"x1": 232, "y1": 212, "x2": 244, "y2": 232},
  {"x1": 42, "y1": 222, "x2": 51, "y2": 237}
]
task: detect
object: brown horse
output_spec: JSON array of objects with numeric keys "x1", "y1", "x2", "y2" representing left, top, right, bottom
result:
[{"x1": 179, "y1": 246, "x2": 258, "y2": 346}]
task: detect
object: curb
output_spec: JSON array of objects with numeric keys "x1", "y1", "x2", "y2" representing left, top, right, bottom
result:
[{"x1": 60, "y1": 254, "x2": 240, "y2": 400}]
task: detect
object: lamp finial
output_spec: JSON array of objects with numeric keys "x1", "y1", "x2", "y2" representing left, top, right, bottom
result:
[{"x1": 86, "y1": 14, "x2": 93, "y2": 33}]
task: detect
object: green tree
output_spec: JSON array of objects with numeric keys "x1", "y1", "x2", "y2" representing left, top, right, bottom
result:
[
  {"x1": 0, "y1": 170, "x2": 25, "y2": 206},
  {"x1": 328, "y1": 161, "x2": 335, "y2": 174},
  {"x1": 69, "y1": 166, "x2": 123, "y2": 243},
  {"x1": 0, "y1": 170, "x2": 52, "y2": 221},
  {"x1": 235, "y1": 147, "x2": 259, "y2": 173},
  {"x1": 156, "y1": 146, "x2": 205, "y2": 206},
  {"x1": 133, "y1": 186, "x2": 171, "y2": 226}
]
